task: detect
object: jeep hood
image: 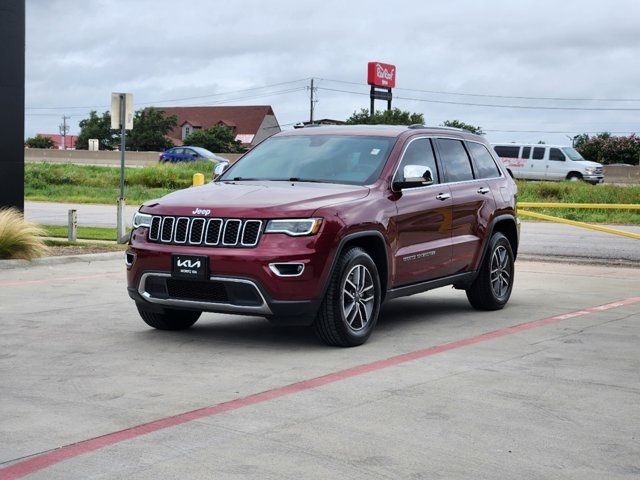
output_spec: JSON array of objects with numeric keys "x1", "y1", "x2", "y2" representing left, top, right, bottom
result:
[{"x1": 140, "y1": 181, "x2": 370, "y2": 218}]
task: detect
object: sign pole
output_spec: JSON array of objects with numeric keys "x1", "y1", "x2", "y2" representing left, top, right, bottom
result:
[
  {"x1": 117, "y1": 93, "x2": 126, "y2": 243},
  {"x1": 367, "y1": 61, "x2": 396, "y2": 118}
]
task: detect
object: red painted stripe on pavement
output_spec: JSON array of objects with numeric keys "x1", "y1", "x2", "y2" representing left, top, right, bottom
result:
[
  {"x1": 2, "y1": 296, "x2": 639, "y2": 479},
  {"x1": 0, "y1": 272, "x2": 121, "y2": 288}
]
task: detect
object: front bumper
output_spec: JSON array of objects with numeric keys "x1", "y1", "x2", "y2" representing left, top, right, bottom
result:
[
  {"x1": 126, "y1": 226, "x2": 336, "y2": 325},
  {"x1": 584, "y1": 175, "x2": 604, "y2": 184}
]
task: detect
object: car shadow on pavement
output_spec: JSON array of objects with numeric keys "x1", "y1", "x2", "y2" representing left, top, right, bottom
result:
[{"x1": 132, "y1": 295, "x2": 475, "y2": 348}]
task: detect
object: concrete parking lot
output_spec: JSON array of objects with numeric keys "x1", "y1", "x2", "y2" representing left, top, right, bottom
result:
[{"x1": 1, "y1": 257, "x2": 639, "y2": 479}]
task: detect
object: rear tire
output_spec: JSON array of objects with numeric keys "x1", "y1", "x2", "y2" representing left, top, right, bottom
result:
[
  {"x1": 313, "y1": 247, "x2": 381, "y2": 347},
  {"x1": 466, "y1": 233, "x2": 514, "y2": 311},
  {"x1": 137, "y1": 304, "x2": 201, "y2": 330}
]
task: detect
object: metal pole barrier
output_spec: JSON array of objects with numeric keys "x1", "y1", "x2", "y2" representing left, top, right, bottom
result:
[
  {"x1": 67, "y1": 209, "x2": 77, "y2": 242},
  {"x1": 117, "y1": 94, "x2": 126, "y2": 243}
]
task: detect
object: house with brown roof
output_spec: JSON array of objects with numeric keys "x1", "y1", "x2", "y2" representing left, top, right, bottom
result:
[{"x1": 161, "y1": 106, "x2": 280, "y2": 148}]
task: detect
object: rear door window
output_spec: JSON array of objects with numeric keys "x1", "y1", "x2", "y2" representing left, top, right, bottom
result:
[
  {"x1": 467, "y1": 142, "x2": 501, "y2": 179},
  {"x1": 436, "y1": 138, "x2": 474, "y2": 182},
  {"x1": 521, "y1": 146, "x2": 531, "y2": 159}
]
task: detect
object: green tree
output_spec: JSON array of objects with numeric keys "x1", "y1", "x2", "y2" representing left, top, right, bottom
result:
[
  {"x1": 76, "y1": 111, "x2": 117, "y2": 150},
  {"x1": 183, "y1": 125, "x2": 245, "y2": 153},
  {"x1": 25, "y1": 135, "x2": 54, "y2": 149},
  {"x1": 441, "y1": 119, "x2": 484, "y2": 135},
  {"x1": 575, "y1": 133, "x2": 640, "y2": 165},
  {"x1": 346, "y1": 108, "x2": 424, "y2": 125},
  {"x1": 128, "y1": 107, "x2": 177, "y2": 151}
]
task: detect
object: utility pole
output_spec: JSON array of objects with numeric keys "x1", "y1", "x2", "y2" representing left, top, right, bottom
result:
[
  {"x1": 309, "y1": 78, "x2": 317, "y2": 124},
  {"x1": 59, "y1": 115, "x2": 70, "y2": 150}
]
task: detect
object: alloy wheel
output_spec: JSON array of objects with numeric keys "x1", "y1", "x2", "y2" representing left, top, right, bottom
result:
[
  {"x1": 342, "y1": 264, "x2": 375, "y2": 331},
  {"x1": 490, "y1": 245, "x2": 511, "y2": 299}
]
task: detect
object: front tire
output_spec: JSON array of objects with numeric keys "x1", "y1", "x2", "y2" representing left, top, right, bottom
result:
[
  {"x1": 567, "y1": 172, "x2": 582, "y2": 182},
  {"x1": 466, "y1": 233, "x2": 514, "y2": 310},
  {"x1": 313, "y1": 247, "x2": 381, "y2": 347},
  {"x1": 137, "y1": 304, "x2": 201, "y2": 330}
]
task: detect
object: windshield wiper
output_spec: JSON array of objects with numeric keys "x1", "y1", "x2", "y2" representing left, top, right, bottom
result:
[{"x1": 287, "y1": 177, "x2": 328, "y2": 183}]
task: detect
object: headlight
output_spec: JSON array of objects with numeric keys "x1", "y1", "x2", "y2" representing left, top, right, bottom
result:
[
  {"x1": 132, "y1": 211, "x2": 153, "y2": 229},
  {"x1": 585, "y1": 168, "x2": 596, "y2": 175},
  {"x1": 264, "y1": 218, "x2": 322, "y2": 236}
]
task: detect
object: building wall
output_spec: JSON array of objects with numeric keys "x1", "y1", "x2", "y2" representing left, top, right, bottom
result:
[
  {"x1": 181, "y1": 124, "x2": 193, "y2": 140},
  {"x1": 253, "y1": 115, "x2": 281, "y2": 145}
]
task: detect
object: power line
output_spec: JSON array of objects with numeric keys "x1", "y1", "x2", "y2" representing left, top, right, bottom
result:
[
  {"x1": 483, "y1": 128, "x2": 638, "y2": 134},
  {"x1": 25, "y1": 78, "x2": 311, "y2": 110},
  {"x1": 316, "y1": 86, "x2": 640, "y2": 111},
  {"x1": 317, "y1": 77, "x2": 640, "y2": 102}
]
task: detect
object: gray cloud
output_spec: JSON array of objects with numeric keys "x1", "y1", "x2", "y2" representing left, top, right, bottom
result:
[{"x1": 26, "y1": 0, "x2": 640, "y2": 144}]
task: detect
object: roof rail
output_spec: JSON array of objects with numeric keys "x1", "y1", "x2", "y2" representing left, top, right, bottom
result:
[{"x1": 408, "y1": 124, "x2": 469, "y2": 133}]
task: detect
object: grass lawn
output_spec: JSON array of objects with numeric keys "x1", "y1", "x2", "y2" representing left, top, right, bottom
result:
[
  {"x1": 41, "y1": 225, "x2": 119, "y2": 241},
  {"x1": 25, "y1": 161, "x2": 213, "y2": 204},
  {"x1": 516, "y1": 181, "x2": 640, "y2": 224}
]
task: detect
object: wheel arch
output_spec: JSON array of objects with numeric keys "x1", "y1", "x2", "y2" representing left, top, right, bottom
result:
[
  {"x1": 566, "y1": 171, "x2": 583, "y2": 180},
  {"x1": 328, "y1": 231, "x2": 390, "y2": 302}
]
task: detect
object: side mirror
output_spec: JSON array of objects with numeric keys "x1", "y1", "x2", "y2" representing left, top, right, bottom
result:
[
  {"x1": 213, "y1": 161, "x2": 230, "y2": 179},
  {"x1": 393, "y1": 165, "x2": 434, "y2": 190}
]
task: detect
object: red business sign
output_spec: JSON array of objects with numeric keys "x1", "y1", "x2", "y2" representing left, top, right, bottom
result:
[{"x1": 367, "y1": 62, "x2": 396, "y2": 88}]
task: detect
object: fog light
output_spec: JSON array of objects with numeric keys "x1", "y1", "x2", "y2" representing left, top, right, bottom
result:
[
  {"x1": 269, "y1": 263, "x2": 305, "y2": 277},
  {"x1": 125, "y1": 252, "x2": 135, "y2": 267}
]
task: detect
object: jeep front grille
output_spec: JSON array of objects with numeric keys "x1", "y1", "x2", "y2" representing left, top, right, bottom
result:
[{"x1": 148, "y1": 216, "x2": 262, "y2": 248}]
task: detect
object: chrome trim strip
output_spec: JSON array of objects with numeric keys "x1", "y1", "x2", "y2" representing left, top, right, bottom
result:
[
  {"x1": 241, "y1": 220, "x2": 262, "y2": 247},
  {"x1": 390, "y1": 136, "x2": 504, "y2": 193},
  {"x1": 189, "y1": 218, "x2": 206, "y2": 245},
  {"x1": 268, "y1": 263, "x2": 305, "y2": 277},
  {"x1": 174, "y1": 217, "x2": 190, "y2": 244},
  {"x1": 138, "y1": 272, "x2": 272, "y2": 315},
  {"x1": 222, "y1": 219, "x2": 242, "y2": 246},
  {"x1": 204, "y1": 218, "x2": 223, "y2": 245},
  {"x1": 160, "y1": 217, "x2": 175, "y2": 243}
]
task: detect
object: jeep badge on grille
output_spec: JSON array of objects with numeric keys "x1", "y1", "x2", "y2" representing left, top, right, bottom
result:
[{"x1": 192, "y1": 208, "x2": 211, "y2": 216}]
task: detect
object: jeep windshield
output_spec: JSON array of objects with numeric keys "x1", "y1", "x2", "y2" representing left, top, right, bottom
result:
[{"x1": 219, "y1": 135, "x2": 396, "y2": 185}]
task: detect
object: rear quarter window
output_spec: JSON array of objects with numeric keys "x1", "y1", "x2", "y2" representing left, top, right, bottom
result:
[{"x1": 493, "y1": 146, "x2": 520, "y2": 158}]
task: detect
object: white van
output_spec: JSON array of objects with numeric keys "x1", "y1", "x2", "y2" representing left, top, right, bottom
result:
[{"x1": 492, "y1": 144, "x2": 604, "y2": 184}]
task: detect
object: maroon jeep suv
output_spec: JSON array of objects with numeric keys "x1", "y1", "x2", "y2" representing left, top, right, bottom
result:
[{"x1": 127, "y1": 125, "x2": 519, "y2": 346}]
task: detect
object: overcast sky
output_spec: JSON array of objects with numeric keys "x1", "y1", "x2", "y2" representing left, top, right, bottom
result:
[{"x1": 26, "y1": 0, "x2": 640, "y2": 145}]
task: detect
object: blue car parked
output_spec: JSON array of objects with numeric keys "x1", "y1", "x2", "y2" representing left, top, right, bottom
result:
[{"x1": 159, "y1": 146, "x2": 228, "y2": 163}]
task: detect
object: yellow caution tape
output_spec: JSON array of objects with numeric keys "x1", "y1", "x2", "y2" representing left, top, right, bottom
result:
[
  {"x1": 519, "y1": 210, "x2": 640, "y2": 240},
  {"x1": 519, "y1": 202, "x2": 640, "y2": 210}
]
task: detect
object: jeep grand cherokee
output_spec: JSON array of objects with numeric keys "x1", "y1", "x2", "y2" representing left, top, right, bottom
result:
[{"x1": 127, "y1": 125, "x2": 519, "y2": 346}]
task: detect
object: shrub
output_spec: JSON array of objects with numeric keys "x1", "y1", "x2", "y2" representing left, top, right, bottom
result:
[{"x1": 0, "y1": 208, "x2": 48, "y2": 260}]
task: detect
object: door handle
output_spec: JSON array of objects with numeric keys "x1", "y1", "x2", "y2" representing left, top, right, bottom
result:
[
  {"x1": 477, "y1": 187, "x2": 490, "y2": 195},
  {"x1": 436, "y1": 192, "x2": 451, "y2": 201}
]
